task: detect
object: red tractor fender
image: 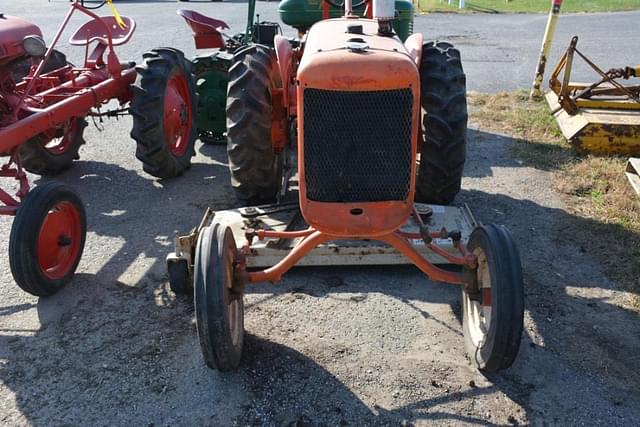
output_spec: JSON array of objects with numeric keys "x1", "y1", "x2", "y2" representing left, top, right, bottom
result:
[
  {"x1": 404, "y1": 33, "x2": 423, "y2": 67},
  {"x1": 177, "y1": 9, "x2": 228, "y2": 50},
  {"x1": 274, "y1": 35, "x2": 295, "y2": 115}
]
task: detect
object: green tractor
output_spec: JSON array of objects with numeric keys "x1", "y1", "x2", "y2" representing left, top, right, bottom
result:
[{"x1": 178, "y1": 0, "x2": 415, "y2": 144}]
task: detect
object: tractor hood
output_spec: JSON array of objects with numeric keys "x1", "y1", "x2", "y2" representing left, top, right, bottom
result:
[
  {"x1": 0, "y1": 14, "x2": 43, "y2": 62},
  {"x1": 297, "y1": 18, "x2": 418, "y2": 91}
]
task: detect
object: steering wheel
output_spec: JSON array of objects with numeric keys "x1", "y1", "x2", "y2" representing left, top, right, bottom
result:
[
  {"x1": 323, "y1": 0, "x2": 368, "y2": 10},
  {"x1": 79, "y1": 1, "x2": 108, "y2": 10}
]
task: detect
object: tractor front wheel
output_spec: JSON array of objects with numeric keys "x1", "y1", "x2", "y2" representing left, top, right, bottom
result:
[
  {"x1": 226, "y1": 44, "x2": 283, "y2": 204},
  {"x1": 462, "y1": 224, "x2": 524, "y2": 372},
  {"x1": 194, "y1": 222, "x2": 245, "y2": 371},
  {"x1": 131, "y1": 48, "x2": 197, "y2": 179},
  {"x1": 416, "y1": 41, "x2": 468, "y2": 205},
  {"x1": 9, "y1": 182, "x2": 87, "y2": 297}
]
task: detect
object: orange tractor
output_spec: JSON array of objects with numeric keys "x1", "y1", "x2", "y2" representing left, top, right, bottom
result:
[{"x1": 169, "y1": 0, "x2": 524, "y2": 372}]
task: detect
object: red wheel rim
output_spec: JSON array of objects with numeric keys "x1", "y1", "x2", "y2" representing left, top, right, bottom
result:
[
  {"x1": 42, "y1": 120, "x2": 78, "y2": 155},
  {"x1": 36, "y1": 201, "x2": 83, "y2": 280},
  {"x1": 164, "y1": 73, "x2": 193, "y2": 157}
]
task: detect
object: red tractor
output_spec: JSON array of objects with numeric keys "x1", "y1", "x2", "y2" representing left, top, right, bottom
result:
[
  {"x1": 169, "y1": 0, "x2": 525, "y2": 372},
  {"x1": 0, "y1": 1, "x2": 196, "y2": 297}
]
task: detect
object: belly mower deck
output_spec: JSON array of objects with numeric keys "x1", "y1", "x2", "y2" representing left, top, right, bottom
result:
[{"x1": 167, "y1": 202, "x2": 477, "y2": 273}]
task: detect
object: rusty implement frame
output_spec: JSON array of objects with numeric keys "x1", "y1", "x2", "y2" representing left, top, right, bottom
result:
[
  {"x1": 167, "y1": 203, "x2": 477, "y2": 282},
  {"x1": 547, "y1": 36, "x2": 640, "y2": 156}
]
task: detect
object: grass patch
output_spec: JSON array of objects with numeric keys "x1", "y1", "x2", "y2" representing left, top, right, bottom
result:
[
  {"x1": 469, "y1": 91, "x2": 640, "y2": 308},
  {"x1": 418, "y1": 0, "x2": 640, "y2": 13}
]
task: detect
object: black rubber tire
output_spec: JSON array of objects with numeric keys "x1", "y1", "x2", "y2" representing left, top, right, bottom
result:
[
  {"x1": 130, "y1": 48, "x2": 197, "y2": 179},
  {"x1": 416, "y1": 41, "x2": 468, "y2": 205},
  {"x1": 226, "y1": 44, "x2": 282, "y2": 204},
  {"x1": 194, "y1": 223, "x2": 245, "y2": 371},
  {"x1": 463, "y1": 224, "x2": 524, "y2": 372},
  {"x1": 9, "y1": 182, "x2": 87, "y2": 297},
  {"x1": 168, "y1": 258, "x2": 191, "y2": 295},
  {"x1": 19, "y1": 118, "x2": 87, "y2": 175},
  {"x1": 10, "y1": 49, "x2": 69, "y2": 83}
]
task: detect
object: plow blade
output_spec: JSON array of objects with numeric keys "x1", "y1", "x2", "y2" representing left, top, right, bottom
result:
[{"x1": 546, "y1": 91, "x2": 640, "y2": 156}]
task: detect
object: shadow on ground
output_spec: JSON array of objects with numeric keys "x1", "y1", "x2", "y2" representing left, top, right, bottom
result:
[{"x1": 1, "y1": 130, "x2": 639, "y2": 425}]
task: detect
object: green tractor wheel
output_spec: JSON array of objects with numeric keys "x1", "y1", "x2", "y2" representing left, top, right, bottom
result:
[{"x1": 192, "y1": 53, "x2": 232, "y2": 144}]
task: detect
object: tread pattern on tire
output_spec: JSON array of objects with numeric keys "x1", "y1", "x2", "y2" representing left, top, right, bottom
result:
[
  {"x1": 17, "y1": 51, "x2": 86, "y2": 175},
  {"x1": 9, "y1": 182, "x2": 86, "y2": 297},
  {"x1": 19, "y1": 118, "x2": 87, "y2": 175},
  {"x1": 130, "y1": 48, "x2": 197, "y2": 179},
  {"x1": 416, "y1": 41, "x2": 468, "y2": 205},
  {"x1": 226, "y1": 44, "x2": 281, "y2": 204}
]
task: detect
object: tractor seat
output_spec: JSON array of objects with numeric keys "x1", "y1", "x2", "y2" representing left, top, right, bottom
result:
[
  {"x1": 69, "y1": 16, "x2": 136, "y2": 47},
  {"x1": 177, "y1": 9, "x2": 229, "y2": 35}
]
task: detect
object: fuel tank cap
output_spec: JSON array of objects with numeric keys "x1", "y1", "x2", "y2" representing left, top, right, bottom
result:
[{"x1": 346, "y1": 37, "x2": 369, "y2": 53}]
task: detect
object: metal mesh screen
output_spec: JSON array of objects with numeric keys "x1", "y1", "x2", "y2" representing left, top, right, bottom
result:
[{"x1": 303, "y1": 88, "x2": 413, "y2": 203}]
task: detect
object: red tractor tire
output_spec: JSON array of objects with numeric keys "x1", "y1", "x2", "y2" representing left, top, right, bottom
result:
[
  {"x1": 131, "y1": 48, "x2": 197, "y2": 179},
  {"x1": 9, "y1": 182, "x2": 87, "y2": 297},
  {"x1": 19, "y1": 118, "x2": 87, "y2": 175},
  {"x1": 16, "y1": 51, "x2": 86, "y2": 176}
]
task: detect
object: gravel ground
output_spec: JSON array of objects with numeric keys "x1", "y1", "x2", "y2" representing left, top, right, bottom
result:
[{"x1": 1, "y1": 1, "x2": 640, "y2": 426}]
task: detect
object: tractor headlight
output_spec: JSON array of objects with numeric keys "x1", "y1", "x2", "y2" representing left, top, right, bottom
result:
[{"x1": 22, "y1": 35, "x2": 47, "y2": 57}]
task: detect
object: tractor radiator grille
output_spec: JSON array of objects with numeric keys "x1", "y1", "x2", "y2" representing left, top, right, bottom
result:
[{"x1": 303, "y1": 88, "x2": 413, "y2": 203}]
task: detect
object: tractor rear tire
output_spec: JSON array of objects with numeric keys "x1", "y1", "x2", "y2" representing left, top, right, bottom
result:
[
  {"x1": 226, "y1": 44, "x2": 282, "y2": 204},
  {"x1": 19, "y1": 118, "x2": 87, "y2": 175},
  {"x1": 17, "y1": 51, "x2": 86, "y2": 176},
  {"x1": 10, "y1": 49, "x2": 69, "y2": 83},
  {"x1": 131, "y1": 48, "x2": 197, "y2": 179},
  {"x1": 415, "y1": 41, "x2": 468, "y2": 205}
]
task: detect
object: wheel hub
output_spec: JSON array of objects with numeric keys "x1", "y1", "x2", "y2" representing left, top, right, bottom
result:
[
  {"x1": 163, "y1": 73, "x2": 193, "y2": 157},
  {"x1": 37, "y1": 202, "x2": 82, "y2": 280}
]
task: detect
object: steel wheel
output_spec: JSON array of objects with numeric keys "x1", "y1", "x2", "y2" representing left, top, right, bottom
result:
[
  {"x1": 163, "y1": 73, "x2": 193, "y2": 157},
  {"x1": 462, "y1": 224, "x2": 524, "y2": 372},
  {"x1": 194, "y1": 223, "x2": 245, "y2": 371},
  {"x1": 9, "y1": 182, "x2": 87, "y2": 297}
]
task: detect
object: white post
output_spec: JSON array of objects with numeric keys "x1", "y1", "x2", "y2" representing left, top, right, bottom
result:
[{"x1": 459, "y1": 0, "x2": 465, "y2": 8}]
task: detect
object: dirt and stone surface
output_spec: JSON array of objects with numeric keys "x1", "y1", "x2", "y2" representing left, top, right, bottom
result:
[{"x1": 1, "y1": 1, "x2": 640, "y2": 426}]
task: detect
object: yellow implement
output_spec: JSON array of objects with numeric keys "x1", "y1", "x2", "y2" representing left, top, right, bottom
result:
[{"x1": 547, "y1": 36, "x2": 640, "y2": 155}]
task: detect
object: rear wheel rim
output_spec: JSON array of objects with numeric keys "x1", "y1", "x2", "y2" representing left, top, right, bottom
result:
[
  {"x1": 42, "y1": 120, "x2": 78, "y2": 155},
  {"x1": 36, "y1": 201, "x2": 82, "y2": 280},
  {"x1": 164, "y1": 72, "x2": 192, "y2": 157},
  {"x1": 465, "y1": 247, "x2": 492, "y2": 347}
]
